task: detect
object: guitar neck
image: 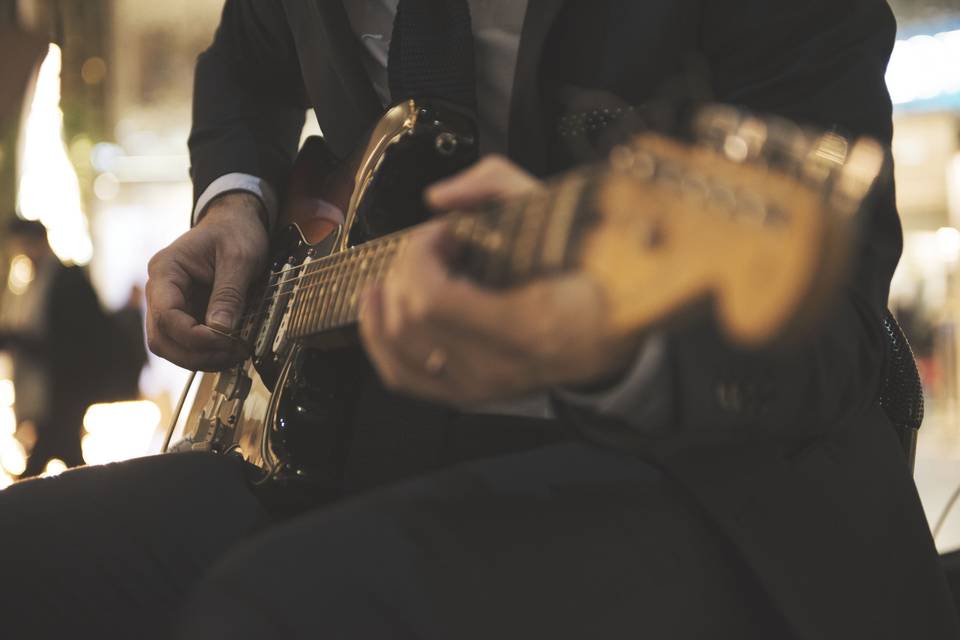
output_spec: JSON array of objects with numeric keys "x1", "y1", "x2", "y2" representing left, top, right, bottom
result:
[
  {"x1": 281, "y1": 109, "x2": 886, "y2": 349},
  {"x1": 286, "y1": 170, "x2": 595, "y2": 340}
]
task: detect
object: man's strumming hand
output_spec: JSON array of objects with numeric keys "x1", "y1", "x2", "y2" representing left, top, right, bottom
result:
[
  {"x1": 359, "y1": 156, "x2": 643, "y2": 408},
  {"x1": 146, "y1": 192, "x2": 268, "y2": 371}
]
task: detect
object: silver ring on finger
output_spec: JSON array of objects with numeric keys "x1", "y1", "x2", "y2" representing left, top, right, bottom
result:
[{"x1": 424, "y1": 348, "x2": 448, "y2": 377}]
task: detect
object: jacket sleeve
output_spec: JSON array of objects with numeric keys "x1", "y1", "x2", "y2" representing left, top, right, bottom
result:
[
  {"x1": 188, "y1": 0, "x2": 310, "y2": 217},
  {"x1": 562, "y1": 0, "x2": 901, "y2": 447}
]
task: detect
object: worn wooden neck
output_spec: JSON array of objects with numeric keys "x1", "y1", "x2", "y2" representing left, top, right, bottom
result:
[{"x1": 287, "y1": 170, "x2": 595, "y2": 340}]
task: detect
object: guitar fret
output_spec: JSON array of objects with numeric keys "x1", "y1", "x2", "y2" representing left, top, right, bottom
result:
[
  {"x1": 490, "y1": 200, "x2": 524, "y2": 286},
  {"x1": 333, "y1": 254, "x2": 353, "y2": 331},
  {"x1": 468, "y1": 211, "x2": 492, "y2": 280},
  {"x1": 326, "y1": 254, "x2": 348, "y2": 330},
  {"x1": 341, "y1": 253, "x2": 363, "y2": 327},
  {"x1": 513, "y1": 191, "x2": 550, "y2": 279},
  {"x1": 451, "y1": 213, "x2": 478, "y2": 271},
  {"x1": 349, "y1": 246, "x2": 376, "y2": 325},
  {"x1": 320, "y1": 255, "x2": 346, "y2": 333},
  {"x1": 349, "y1": 246, "x2": 377, "y2": 323},
  {"x1": 541, "y1": 172, "x2": 587, "y2": 271},
  {"x1": 293, "y1": 261, "x2": 319, "y2": 338},
  {"x1": 377, "y1": 239, "x2": 397, "y2": 282},
  {"x1": 334, "y1": 248, "x2": 364, "y2": 328},
  {"x1": 307, "y1": 261, "x2": 328, "y2": 335},
  {"x1": 299, "y1": 260, "x2": 321, "y2": 337},
  {"x1": 287, "y1": 264, "x2": 306, "y2": 338},
  {"x1": 334, "y1": 253, "x2": 356, "y2": 329},
  {"x1": 352, "y1": 246, "x2": 377, "y2": 321},
  {"x1": 305, "y1": 263, "x2": 325, "y2": 336},
  {"x1": 337, "y1": 249, "x2": 364, "y2": 328}
]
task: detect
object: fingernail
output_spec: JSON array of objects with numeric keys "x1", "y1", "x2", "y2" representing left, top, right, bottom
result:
[{"x1": 208, "y1": 310, "x2": 235, "y2": 331}]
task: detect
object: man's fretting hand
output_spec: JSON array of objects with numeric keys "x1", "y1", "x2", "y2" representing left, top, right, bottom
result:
[
  {"x1": 146, "y1": 192, "x2": 268, "y2": 371},
  {"x1": 359, "y1": 155, "x2": 642, "y2": 408}
]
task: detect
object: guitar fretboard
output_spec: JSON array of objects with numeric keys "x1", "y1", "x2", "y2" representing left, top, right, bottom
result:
[{"x1": 286, "y1": 170, "x2": 594, "y2": 340}]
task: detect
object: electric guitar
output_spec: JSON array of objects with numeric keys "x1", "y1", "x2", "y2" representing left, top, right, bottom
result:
[{"x1": 163, "y1": 100, "x2": 886, "y2": 495}]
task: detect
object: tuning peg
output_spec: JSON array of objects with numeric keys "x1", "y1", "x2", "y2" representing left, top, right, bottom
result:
[
  {"x1": 731, "y1": 117, "x2": 769, "y2": 163},
  {"x1": 609, "y1": 144, "x2": 658, "y2": 182},
  {"x1": 693, "y1": 107, "x2": 776, "y2": 166},
  {"x1": 829, "y1": 138, "x2": 887, "y2": 217},
  {"x1": 757, "y1": 116, "x2": 808, "y2": 174},
  {"x1": 802, "y1": 131, "x2": 850, "y2": 188},
  {"x1": 692, "y1": 105, "x2": 744, "y2": 153}
]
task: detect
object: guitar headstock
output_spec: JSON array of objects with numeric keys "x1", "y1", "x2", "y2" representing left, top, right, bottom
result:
[{"x1": 580, "y1": 105, "x2": 887, "y2": 347}]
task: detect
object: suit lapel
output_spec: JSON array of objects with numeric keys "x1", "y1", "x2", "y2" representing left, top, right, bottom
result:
[
  {"x1": 508, "y1": 0, "x2": 567, "y2": 176},
  {"x1": 283, "y1": 0, "x2": 383, "y2": 159},
  {"x1": 286, "y1": 0, "x2": 567, "y2": 167}
]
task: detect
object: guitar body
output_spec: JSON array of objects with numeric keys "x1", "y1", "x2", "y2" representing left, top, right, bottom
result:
[{"x1": 165, "y1": 100, "x2": 479, "y2": 498}]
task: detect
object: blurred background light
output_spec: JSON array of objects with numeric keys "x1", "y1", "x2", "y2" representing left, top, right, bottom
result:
[
  {"x1": 93, "y1": 172, "x2": 120, "y2": 201},
  {"x1": 41, "y1": 458, "x2": 67, "y2": 477},
  {"x1": 81, "y1": 401, "x2": 162, "y2": 466},
  {"x1": 937, "y1": 226, "x2": 960, "y2": 264},
  {"x1": 15, "y1": 44, "x2": 94, "y2": 266},
  {"x1": 0, "y1": 407, "x2": 16, "y2": 438},
  {"x1": 0, "y1": 435, "x2": 27, "y2": 478},
  {"x1": 90, "y1": 142, "x2": 124, "y2": 173},
  {"x1": 80, "y1": 57, "x2": 107, "y2": 86},
  {"x1": 6, "y1": 255, "x2": 35, "y2": 296},
  {"x1": 887, "y1": 28, "x2": 960, "y2": 110},
  {"x1": 0, "y1": 381, "x2": 15, "y2": 410}
]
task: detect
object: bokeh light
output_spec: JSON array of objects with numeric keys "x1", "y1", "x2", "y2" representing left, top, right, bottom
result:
[
  {"x1": 16, "y1": 44, "x2": 94, "y2": 266},
  {"x1": 0, "y1": 436, "x2": 27, "y2": 478},
  {"x1": 41, "y1": 458, "x2": 67, "y2": 477},
  {"x1": 7, "y1": 255, "x2": 35, "y2": 297},
  {"x1": 81, "y1": 401, "x2": 162, "y2": 466}
]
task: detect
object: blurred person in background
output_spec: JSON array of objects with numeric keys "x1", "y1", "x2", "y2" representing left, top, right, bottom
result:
[
  {"x1": 103, "y1": 285, "x2": 149, "y2": 403},
  {"x1": 0, "y1": 218, "x2": 111, "y2": 476}
]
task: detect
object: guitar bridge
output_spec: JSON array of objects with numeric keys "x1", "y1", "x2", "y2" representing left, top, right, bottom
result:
[{"x1": 171, "y1": 366, "x2": 253, "y2": 454}]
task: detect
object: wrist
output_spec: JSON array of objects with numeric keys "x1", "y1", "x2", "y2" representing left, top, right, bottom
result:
[
  {"x1": 570, "y1": 336, "x2": 645, "y2": 393},
  {"x1": 197, "y1": 191, "x2": 270, "y2": 231}
]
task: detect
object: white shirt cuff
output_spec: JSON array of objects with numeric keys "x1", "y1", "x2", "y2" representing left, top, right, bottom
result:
[
  {"x1": 193, "y1": 173, "x2": 280, "y2": 228},
  {"x1": 554, "y1": 335, "x2": 672, "y2": 432}
]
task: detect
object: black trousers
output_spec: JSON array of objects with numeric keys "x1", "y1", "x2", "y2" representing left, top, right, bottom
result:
[{"x1": 0, "y1": 414, "x2": 788, "y2": 639}]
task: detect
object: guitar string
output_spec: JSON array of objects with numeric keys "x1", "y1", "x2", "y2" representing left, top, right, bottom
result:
[
  {"x1": 210, "y1": 174, "x2": 589, "y2": 337},
  {"x1": 224, "y1": 222, "x2": 496, "y2": 335},
  {"x1": 248, "y1": 200, "x2": 497, "y2": 283},
  {"x1": 221, "y1": 230, "x2": 409, "y2": 324},
  {"x1": 240, "y1": 169, "x2": 577, "y2": 287},
  {"x1": 219, "y1": 165, "x2": 597, "y2": 322},
  {"x1": 227, "y1": 244, "x2": 402, "y2": 330},
  {"x1": 231, "y1": 127, "x2": 828, "y2": 323},
  {"x1": 225, "y1": 198, "x2": 550, "y2": 330},
  {"x1": 220, "y1": 212, "x2": 475, "y2": 319}
]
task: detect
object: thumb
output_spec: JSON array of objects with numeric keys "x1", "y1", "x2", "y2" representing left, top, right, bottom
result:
[{"x1": 205, "y1": 251, "x2": 256, "y2": 332}]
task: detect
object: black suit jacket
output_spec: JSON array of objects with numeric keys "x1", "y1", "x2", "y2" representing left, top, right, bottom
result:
[{"x1": 188, "y1": 1, "x2": 960, "y2": 637}]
